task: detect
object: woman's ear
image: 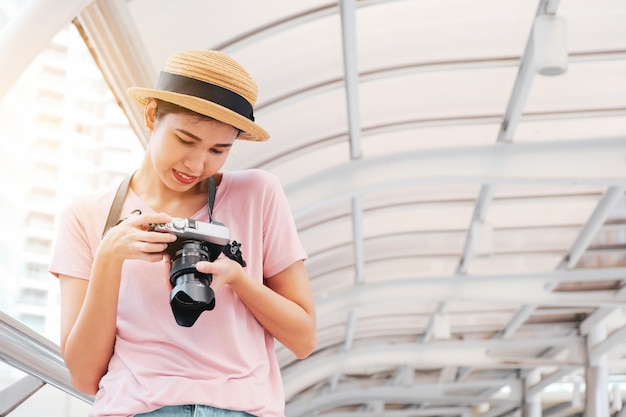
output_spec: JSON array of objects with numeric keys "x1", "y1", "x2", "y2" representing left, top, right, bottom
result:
[{"x1": 144, "y1": 99, "x2": 157, "y2": 130}]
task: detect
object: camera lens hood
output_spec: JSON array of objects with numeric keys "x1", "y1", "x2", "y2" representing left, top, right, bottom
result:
[{"x1": 170, "y1": 275, "x2": 216, "y2": 327}]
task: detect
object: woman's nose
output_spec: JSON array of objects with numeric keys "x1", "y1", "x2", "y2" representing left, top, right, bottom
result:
[{"x1": 183, "y1": 152, "x2": 205, "y2": 173}]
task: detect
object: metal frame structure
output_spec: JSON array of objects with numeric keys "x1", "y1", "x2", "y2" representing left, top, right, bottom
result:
[{"x1": 1, "y1": 1, "x2": 626, "y2": 416}]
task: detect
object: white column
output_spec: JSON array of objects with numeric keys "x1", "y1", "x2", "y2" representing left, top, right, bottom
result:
[
  {"x1": 523, "y1": 369, "x2": 542, "y2": 417},
  {"x1": 0, "y1": 0, "x2": 94, "y2": 101},
  {"x1": 585, "y1": 325, "x2": 609, "y2": 417}
]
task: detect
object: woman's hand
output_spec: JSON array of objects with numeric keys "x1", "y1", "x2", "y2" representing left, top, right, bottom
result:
[
  {"x1": 195, "y1": 256, "x2": 244, "y2": 293},
  {"x1": 195, "y1": 258, "x2": 316, "y2": 359},
  {"x1": 99, "y1": 212, "x2": 178, "y2": 263}
]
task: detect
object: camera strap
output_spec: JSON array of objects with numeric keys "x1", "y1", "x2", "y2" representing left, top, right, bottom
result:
[
  {"x1": 207, "y1": 175, "x2": 217, "y2": 223},
  {"x1": 208, "y1": 175, "x2": 247, "y2": 267},
  {"x1": 102, "y1": 173, "x2": 246, "y2": 267},
  {"x1": 102, "y1": 173, "x2": 134, "y2": 238}
]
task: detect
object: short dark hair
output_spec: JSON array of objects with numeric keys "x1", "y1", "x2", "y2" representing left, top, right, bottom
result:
[
  {"x1": 153, "y1": 99, "x2": 241, "y2": 137},
  {"x1": 153, "y1": 99, "x2": 215, "y2": 122}
]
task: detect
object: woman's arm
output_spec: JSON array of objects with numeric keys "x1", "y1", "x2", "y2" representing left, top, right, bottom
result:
[
  {"x1": 59, "y1": 260, "x2": 121, "y2": 394},
  {"x1": 59, "y1": 212, "x2": 176, "y2": 394},
  {"x1": 197, "y1": 259, "x2": 317, "y2": 358}
]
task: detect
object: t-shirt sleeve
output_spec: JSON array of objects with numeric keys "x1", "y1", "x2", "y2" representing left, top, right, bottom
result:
[
  {"x1": 260, "y1": 172, "x2": 307, "y2": 278},
  {"x1": 49, "y1": 200, "x2": 96, "y2": 280}
]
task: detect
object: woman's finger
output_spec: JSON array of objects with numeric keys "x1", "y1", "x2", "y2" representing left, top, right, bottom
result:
[
  {"x1": 195, "y1": 261, "x2": 212, "y2": 274},
  {"x1": 122, "y1": 212, "x2": 172, "y2": 228}
]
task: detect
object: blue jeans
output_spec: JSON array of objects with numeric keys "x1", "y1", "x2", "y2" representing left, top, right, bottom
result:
[{"x1": 135, "y1": 405, "x2": 256, "y2": 417}]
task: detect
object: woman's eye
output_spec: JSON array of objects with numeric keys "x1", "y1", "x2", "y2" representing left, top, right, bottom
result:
[
  {"x1": 210, "y1": 148, "x2": 224, "y2": 155},
  {"x1": 177, "y1": 137, "x2": 194, "y2": 146}
]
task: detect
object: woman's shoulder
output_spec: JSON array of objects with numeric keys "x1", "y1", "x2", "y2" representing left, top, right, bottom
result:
[
  {"x1": 54, "y1": 183, "x2": 122, "y2": 243},
  {"x1": 62, "y1": 182, "x2": 121, "y2": 218},
  {"x1": 225, "y1": 169, "x2": 281, "y2": 190}
]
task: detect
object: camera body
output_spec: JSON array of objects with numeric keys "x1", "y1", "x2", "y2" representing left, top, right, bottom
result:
[
  {"x1": 151, "y1": 217, "x2": 230, "y2": 246},
  {"x1": 150, "y1": 217, "x2": 230, "y2": 327}
]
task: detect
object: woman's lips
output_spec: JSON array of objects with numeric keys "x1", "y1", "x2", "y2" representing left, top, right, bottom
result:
[{"x1": 173, "y1": 169, "x2": 198, "y2": 185}]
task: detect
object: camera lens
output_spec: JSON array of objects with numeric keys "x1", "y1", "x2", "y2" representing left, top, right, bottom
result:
[{"x1": 168, "y1": 240, "x2": 217, "y2": 327}]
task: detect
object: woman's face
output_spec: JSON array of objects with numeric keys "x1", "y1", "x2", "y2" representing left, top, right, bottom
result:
[{"x1": 145, "y1": 101, "x2": 238, "y2": 191}]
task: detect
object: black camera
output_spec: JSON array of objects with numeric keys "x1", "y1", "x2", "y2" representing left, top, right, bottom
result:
[{"x1": 150, "y1": 217, "x2": 230, "y2": 327}]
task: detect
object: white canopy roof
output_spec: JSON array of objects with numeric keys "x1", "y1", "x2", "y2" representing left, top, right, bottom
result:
[{"x1": 1, "y1": 0, "x2": 626, "y2": 416}]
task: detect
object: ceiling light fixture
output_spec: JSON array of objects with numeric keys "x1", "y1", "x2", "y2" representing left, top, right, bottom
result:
[{"x1": 532, "y1": 14, "x2": 568, "y2": 76}]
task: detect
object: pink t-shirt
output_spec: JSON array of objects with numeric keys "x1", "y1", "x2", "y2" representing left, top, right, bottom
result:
[{"x1": 49, "y1": 169, "x2": 307, "y2": 417}]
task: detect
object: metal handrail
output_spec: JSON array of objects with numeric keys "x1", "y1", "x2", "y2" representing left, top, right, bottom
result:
[{"x1": 0, "y1": 310, "x2": 93, "y2": 413}]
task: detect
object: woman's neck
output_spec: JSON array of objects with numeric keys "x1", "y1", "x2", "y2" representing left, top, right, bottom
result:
[{"x1": 129, "y1": 165, "x2": 216, "y2": 217}]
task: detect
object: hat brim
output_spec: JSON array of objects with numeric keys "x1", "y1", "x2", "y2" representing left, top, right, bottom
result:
[{"x1": 127, "y1": 87, "x2": 269, "y2": 142}]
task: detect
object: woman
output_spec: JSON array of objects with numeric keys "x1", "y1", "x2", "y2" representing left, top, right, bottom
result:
[{"x1": 49, "y1": 49, "x2": 317, "y2": 417}]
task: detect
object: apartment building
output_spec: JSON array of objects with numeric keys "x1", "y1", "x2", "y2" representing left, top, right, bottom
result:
[{"x1": 0, "y1": 11, "x2": 141, "y2": 415}]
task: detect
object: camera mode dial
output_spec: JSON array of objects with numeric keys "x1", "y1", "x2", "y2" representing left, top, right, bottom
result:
[{"x1": 172, "y1": 218, "x2": 187, "y2": 231}]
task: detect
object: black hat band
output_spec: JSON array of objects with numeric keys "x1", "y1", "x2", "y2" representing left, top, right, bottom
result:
[{"x1": 157, "y1": 71, "x2": 255, "y2": 121}]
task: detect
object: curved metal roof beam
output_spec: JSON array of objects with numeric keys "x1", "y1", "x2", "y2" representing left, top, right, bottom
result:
[
  {"x1": 311, "y1": 268, "x2": 626, "y2": 316},
  {"x1": 214, "y1": 3, "x2": 338, "y2": 52},
  {"x1": 281, "y1": 338, "x2": 582, "y2": 400},
  {"x1": 213, "y1": 0, "x2": 407, "y2": 53},
  {"x1": 252, "y1": 105, "x2": 626, "y2": 171},
  {"x1": 253, "y1": 50, "x2": 625, "y2": 114},
  {"x1": 303, "y1": 227, "x2": 589, "y2": 283},
  {"x1": 243, "y1": 50, "x2": 626, "y2": 172},
  {"x1": 291, "y1": 406, "x2": 474, "y2": 417},
  {"x1": 287, "y1": 383, "x2": 519, "y2": 417},
  {"x1": 252, "y1": 114, "x2": 502, "y2": 171},
  {"x1": 283, "y1": 136, "x2": 626, "y2": 218},
  {"x1": 295, "y1": 268, "x2": 618, "y2": 368}
]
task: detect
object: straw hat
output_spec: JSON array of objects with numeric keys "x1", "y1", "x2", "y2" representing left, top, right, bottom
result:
[{"x1": 128, "y1": 49, "x2": 269, "y2": 141}]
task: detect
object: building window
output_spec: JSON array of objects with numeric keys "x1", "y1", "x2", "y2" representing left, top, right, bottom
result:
[
  {"x1": 22, "y1": 262, "x2": 50, "y2": 280},
  {"x1": 24, "y1": 236, "x2": 52, "y2": 255},
  {"x1": 19, "y1": 288, "x2": 48, "y2": 307}
]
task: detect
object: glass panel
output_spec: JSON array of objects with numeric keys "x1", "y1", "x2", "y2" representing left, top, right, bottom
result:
[
  {"x1": 357, "y1": 0, "x2": 534, "y2": 67},
  {"x1": 524, "y1": 60, "x2": 626, "y2": 113}
]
